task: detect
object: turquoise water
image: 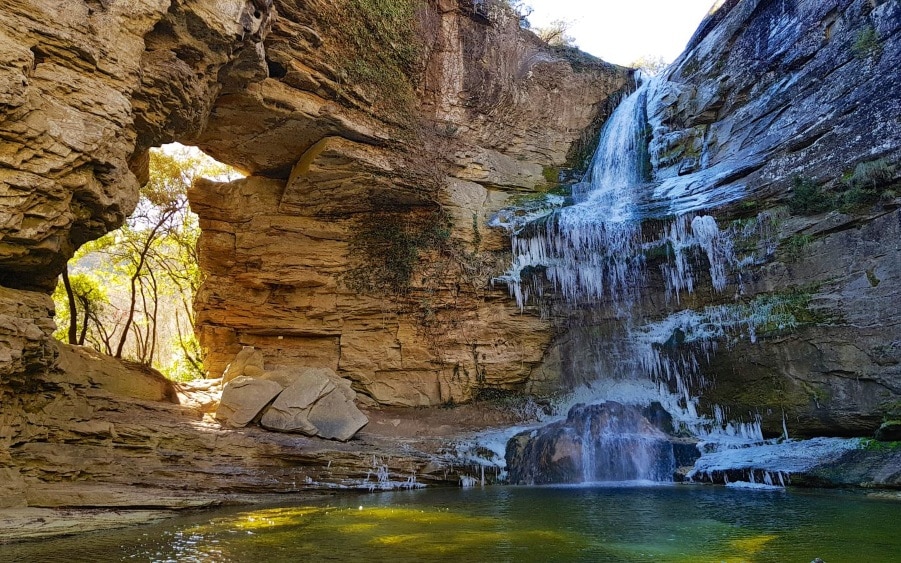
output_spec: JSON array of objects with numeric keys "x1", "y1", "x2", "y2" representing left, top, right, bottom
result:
[{"x1": 3, "y1": 485, "x2": 900, "y2": 562}]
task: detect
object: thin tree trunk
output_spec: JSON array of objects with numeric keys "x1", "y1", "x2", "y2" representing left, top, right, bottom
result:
[
  {"x1": 77, "y1": 294, "x2": 89, "y2": 345},
  {"x1": 147, "y1": 268, "x2": 159, "y2": 366},
  {"x1": 61, "y1": 267, "x2": 78, "y2": 345},
  {"x1": 114, "y1": 209, "x2": 173, "y2": 358}
]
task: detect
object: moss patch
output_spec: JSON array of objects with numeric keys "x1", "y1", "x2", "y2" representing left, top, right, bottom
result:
[
  {"x1": 343, "y1": 210, "x2": 450, "y2": 296},
  {"x1": 852, "y1": 24, "x2": 883, "y2": 59},
  {"x1": 320, "y1": 0, "x2": 424, "y2": 119}
]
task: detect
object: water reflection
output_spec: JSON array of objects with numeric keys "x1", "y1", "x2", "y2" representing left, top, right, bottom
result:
[{"x1": 3, "y1": 486, "x2": 899, "y2": 562}]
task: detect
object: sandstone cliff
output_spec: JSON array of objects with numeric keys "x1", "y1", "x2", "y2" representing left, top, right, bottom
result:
[
  {"x1": 0, "y1": 0, "x2": 625, "y2": 513},
  {"x1": 0, "y1": 0, "x2": 628, "y2": 406},
  {"x1": 189, "y1": 1, "x2": 628, "y2": 406},
  {"x1": 0, "y1": 0, "x2": 275, "y2": 390}
]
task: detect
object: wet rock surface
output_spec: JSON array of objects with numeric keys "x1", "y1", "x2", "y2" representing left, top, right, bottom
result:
[{"x1": 506, "y1": 402, "x2": 687, "y2": 485}]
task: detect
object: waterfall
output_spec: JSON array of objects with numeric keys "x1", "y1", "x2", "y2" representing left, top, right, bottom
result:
[
  {"x1": 497, "y1": 76, "x2": 785, "y2": 485},
  {"x1": 500, "y1": 83, "x2": 651, "y2": 310}
]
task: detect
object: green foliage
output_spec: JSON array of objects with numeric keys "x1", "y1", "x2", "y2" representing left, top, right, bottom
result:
[
  {"x1": 52, "y1": 271, "x2": 109, "y2": 345},
  {"x1": 746, "y1": 288, "x2": 822, "y2": 337},
  {"x1": 788, "y1": 176, "x2": 833, "y2": 215},
  {"x1": 52, "y1": 145, "x2": 237, "y2": 380},
  {"x1": 322, "y1": 0, "x2": 423, "y2": 117},
  {"x1": 542, "y1": 166, "x2": 561, "y2": 186},
  {"x1": 860, "y1": 437, "x2": 901, "y2": 451},
  {"x1": 835, "y1": 158, "x2": 897, "y2": 209},
  {"x1": 852, "y1": 25, "x2": 882, "y2": 59},
  {"x1": 788, "y1": 160, "x2": 897, "y2": 215},
  {"x1": 343, "y1": 211, "x2": 451, "y2": 296},
  {"x1": 782, "y1": 234, "x2": 814, "y2": 262}
]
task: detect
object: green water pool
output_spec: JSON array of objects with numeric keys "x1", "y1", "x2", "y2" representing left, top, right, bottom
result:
[{"x1": 3, "y1": 485, "x2": 900, "y2": 562}]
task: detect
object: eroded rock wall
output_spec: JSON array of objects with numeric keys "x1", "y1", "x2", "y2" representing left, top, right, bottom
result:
[
  {"x1": 659, "y1": 0, "x2": 901, "y2": 437},
  {"x1": 190, "y1": 0, "x2": 630, "y2": 405},
  {"x1": 530, "y1": 0, "x2": 901, "y2": 438},
  {"x1": 0, "y1": 0, "x2": 276, "y2": 387},
  {"x1": 0, "y1": 0, "x2": 627, "y2": 405}
]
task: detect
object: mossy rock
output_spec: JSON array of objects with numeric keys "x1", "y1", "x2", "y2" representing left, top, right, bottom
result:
[{"x1": 874, "y1": 420, "x2": 901, "y2": 442}]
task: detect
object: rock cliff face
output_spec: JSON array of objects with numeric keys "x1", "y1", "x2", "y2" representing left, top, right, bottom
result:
[
  {"x1": 0, "y1": 0, "x2": 276, "y2": 389},
  {"x1": 650, "y1": 0, "x2": 901, "y2": 437},
  {"x1": 0, "y1": 0, "x2": 628, "y2": 406},
  {"x1": 1, "y1": 0, "x2": 899, "y2": 515},
  {"x1": 527, "y1": 0, "x2": 901, "y2": 438},
  {"x1": 0, "y1": 0, "x2": 626, "y2": 512}
]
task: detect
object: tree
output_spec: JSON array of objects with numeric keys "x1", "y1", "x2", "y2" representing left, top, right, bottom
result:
[
  {"x1": 533, "y1": 19, "x2": 577, "y2": 47},
  {"x1": 630, "y1": 55, "x2": 669, "y2": 77},
  {"x1": 54, "y1": 144, "x2": 238, "y2": 380}
]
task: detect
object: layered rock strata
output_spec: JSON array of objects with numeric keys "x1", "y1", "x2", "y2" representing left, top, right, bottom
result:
[
  {"x1": 0, "y1": 0, "x2": 626, "y2": 511},
  {"x1": 189, "y1": 1, "x2": 629, "y2": 405},
  {"x1": 647, "y1": 0, "x2": 901, "y2": 436},
  {"x1": 0, "y1": 344, "x2": 463, "y2": 511},
  {"x1": 0, "y1": 0, "x2": 276, "y2": 386}
]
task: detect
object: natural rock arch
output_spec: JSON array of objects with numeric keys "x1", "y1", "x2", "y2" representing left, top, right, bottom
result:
[{"x1": 0, "y1": 0, "x2": 628, "y2": 405}]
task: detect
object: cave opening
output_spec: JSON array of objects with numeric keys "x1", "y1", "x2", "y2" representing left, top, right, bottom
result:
[{"x1": 53, "y1": 143, "x2": 242, "y2": 381}]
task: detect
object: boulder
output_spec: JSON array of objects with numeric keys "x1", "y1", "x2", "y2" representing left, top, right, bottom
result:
[
  {"x1": 308, "y1": 387, "x2": 369, "y2": 441},
  {"x1": 215, "y1": 376, "x2": 282, "y2": 428},
  {"x1": 260, "y1": 368, "x2": 368, "y2": 441},
  {"x1": 262, "y1": 366, "x2": 337, "y2": 388},
  {"x1": 506, "y1": 402, "x2": 677, "y2": 485},
  {"x1": 875, "y1": 421, "x2": 901, "y2": 442},
  {"x1": 221, "y1": 346, "x2": 265, "y2": 383}
]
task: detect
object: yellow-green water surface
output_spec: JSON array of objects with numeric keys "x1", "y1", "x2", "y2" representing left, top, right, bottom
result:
[{"x1": 3, "y1": 485, "x2": 900, "y2": 562}]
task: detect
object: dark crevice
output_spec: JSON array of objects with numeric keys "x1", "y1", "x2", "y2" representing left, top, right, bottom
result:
[{"x1": 266, "y1": 58, "x2": 287, "y2": 79}]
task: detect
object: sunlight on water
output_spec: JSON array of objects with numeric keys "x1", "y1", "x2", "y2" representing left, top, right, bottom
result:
[{"x1": 4, "y1": 486, "x2": 900, "y2": 562}]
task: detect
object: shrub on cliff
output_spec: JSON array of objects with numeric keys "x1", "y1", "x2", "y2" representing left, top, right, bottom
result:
[{"x1": 788, "y1": 177, "x2": 833, "y2": 215}]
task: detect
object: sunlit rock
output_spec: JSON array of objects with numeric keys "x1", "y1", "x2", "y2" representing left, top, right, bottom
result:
[
  {"x1": 260, "y1": 367, "x2": 368, "y2": 441},
  {"x1": 216, "y1": 376, "x2": 282, "y2": 428},
  {"x1": 221, "y1": 346, "x2": 265, "y2": 383}
]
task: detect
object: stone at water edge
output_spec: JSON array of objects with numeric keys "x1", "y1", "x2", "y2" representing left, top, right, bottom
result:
[
  {"x1": 221, "y1": 346, "x2": 265, "y2": 383},
  {"x1": 506, "y1": 401, "x2": 678, "y2": 485},
  {"x1": 215, "y1": 376, "x2": 283, "y2": 428}
]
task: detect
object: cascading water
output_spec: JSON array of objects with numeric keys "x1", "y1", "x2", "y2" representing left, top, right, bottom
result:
[
  {"x1": 498, "y1": 83, "x2": 650, "y2": 310},
  {"x1": 494, "y1": 76, "x2": 796, "y2": 485}
]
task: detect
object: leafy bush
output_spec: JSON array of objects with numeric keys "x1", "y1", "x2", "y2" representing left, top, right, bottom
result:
[
  {"x1": 788, "y1": 177, "x2": 833, "y2": 215},
  {"x1": 837, "y1": 158, "x2": 897, "y2": 209},
  {"x1": 343, "y1": 212, "x2": 451, "y2": 296}
]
